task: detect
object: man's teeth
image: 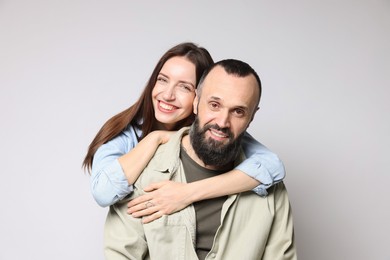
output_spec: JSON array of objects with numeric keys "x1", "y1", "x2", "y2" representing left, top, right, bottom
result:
[
  {"x1": 211, "y1": 130, "x2": 227, "y2": 138},
  {"x1": 160, "y1": 102, "x2": 175, "y2": 110}
]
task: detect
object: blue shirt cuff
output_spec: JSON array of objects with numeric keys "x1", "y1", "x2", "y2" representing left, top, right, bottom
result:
[
  {"x1": 235, "y1": 161, "x2": 273, "y2": 197},
  {"x1": 91, "y1": 159, "x2": 133, "y2": 207}
]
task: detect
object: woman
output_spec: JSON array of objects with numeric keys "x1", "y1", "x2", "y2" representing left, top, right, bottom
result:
[{"x1": 83, "y1": 42, "x2": 285, "y2": 223}]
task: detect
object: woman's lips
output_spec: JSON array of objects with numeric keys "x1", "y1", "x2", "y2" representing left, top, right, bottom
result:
[{"x1": 158, "y1": 101, "x2": 178, "y2": 112}]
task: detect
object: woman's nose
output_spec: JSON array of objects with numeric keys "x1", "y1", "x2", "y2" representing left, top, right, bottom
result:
[{"x1": 162, "y1": 85, "x2": 176, "y2": 101}]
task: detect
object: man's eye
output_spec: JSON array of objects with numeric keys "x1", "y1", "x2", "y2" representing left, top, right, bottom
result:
[
  {"x1": 209, "y1": 102, "x2": 219, "y2": 110},
  {"x1": 234, "y1": 109, "x2": 245, "y2": 117}
]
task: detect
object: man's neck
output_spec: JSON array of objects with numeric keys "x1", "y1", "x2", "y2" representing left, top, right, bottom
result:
[{"x1": 181, "y1": 135, "x2": 234, "y2": 171}]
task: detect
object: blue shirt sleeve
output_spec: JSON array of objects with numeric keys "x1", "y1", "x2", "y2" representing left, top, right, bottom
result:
[
  {"x1": 235, "y1": 132, "x2": 286, "y2": 197},
  {"x1": 90, "y1": 125, "x2": 140, "y2": 207}
]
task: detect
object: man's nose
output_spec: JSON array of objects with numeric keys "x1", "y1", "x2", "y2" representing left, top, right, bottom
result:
[{"x1": 214, "y1": 110, "x2": 230, "y2": 128}]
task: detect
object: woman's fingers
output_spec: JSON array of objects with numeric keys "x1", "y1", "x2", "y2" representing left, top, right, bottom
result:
[
  {"x1": 128, "y1": 200, "x2": 157, "y2": 216},
  {"x1": 142, "y1": 211, "x2": 164, "y2": 224},
  {"x1": 127, "y1": 194, "x2": 151, "y2": 209},
  {"x1": 127, "y1": 180, "x2": 189, "y2": 222},
  {"x1": 143, "y1": 180, "x2": 168, "y2": 192},
  {"x1": 127, "y1": 199, "x2": 165, "y2": 222}
]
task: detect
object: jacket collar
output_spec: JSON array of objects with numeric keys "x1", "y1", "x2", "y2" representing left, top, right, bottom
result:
[{"x1": 152, "y1": 127, "x2": 190, "y2": 174}]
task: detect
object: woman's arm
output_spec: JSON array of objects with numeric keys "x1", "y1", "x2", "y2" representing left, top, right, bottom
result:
[
  {"x1": 91, "y1": 126, "x2": 172, "y2": 207},
  {"x1": 127, "y1": 131, "x2": 285, "y2": 223},
  {"x1": 118, "y1": 131, "x2": 172, "y2": 184},
  {"x1": 127, "y1": 170, "x2": 259, "y2": 223},
  {"x1": 237, "y1": 131, "x2": 286, "y2": 196}
]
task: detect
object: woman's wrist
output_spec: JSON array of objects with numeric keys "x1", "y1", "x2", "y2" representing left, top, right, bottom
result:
[
  {"x1": 185, "y1": 181, "x2": 214, "y2": 203},
  {"x1": 184, "y1": 171, "x2": 260, "y2": 203},
  {"x1": 151, "y1": 130, "x2": 171, "y2": 145}
]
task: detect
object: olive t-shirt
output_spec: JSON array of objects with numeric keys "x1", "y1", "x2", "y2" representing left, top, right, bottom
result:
[{"x1": 180, "y1": 146, "x2": 229, "y2": 260}]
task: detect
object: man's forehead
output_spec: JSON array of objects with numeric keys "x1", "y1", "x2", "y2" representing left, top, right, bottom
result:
[
  {"x1": 203, "y1": 65, "x2": 225, "y2": 84},
  {"x1": 201, "y1": 66, "x2": 231, "y2": 93},
  {"x1": 201, "y1": 66, "x2": 259, "y2": 103},
  {"x1": 202, "y1": 66, "x2": 257, "y2": 88}
]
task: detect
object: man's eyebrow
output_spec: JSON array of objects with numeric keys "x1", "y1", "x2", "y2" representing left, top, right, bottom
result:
[
  {"x1": 209, "y1": 96, "x2": 249, "y2": 110},
  {"x1": 209, "y1": 96, "x2": 221, "y2": 101},
  {"x1": 235, "y1": 106, "x2": 249, "y2": 112}
]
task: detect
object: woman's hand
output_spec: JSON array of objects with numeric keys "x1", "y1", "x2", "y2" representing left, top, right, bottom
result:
[
  {"x1": 153, "y1": 130, "x2": 174, "y2": 145},
  {"x1": 118, "y1": 130, "x2": 174, "y2": 185},
  {"x1": 127, "y1": 180, "x2": 193, "y2": 224}
]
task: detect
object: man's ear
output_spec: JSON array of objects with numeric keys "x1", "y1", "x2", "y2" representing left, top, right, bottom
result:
[
  {"x1": 247, "y1": 106, "x2": 260, "y2": 128},
  {"x1": 193, "y1": 95, "x2": 199, "y2": 115}
]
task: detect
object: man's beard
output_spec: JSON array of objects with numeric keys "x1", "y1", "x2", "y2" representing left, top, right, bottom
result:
[{"x1": 189, "y1": 117, "x2": 244, "y2": 168}]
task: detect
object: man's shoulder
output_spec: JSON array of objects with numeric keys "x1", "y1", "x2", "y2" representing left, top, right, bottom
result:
[
  {"x1": 134, "y1": 128, "x2": 190, "y2": 189},
  {"x1": 266, "y1": 181, "x2": 289, "y2": 197},
  {"x1": 238, "y1": 181, "x2": 290, "y2": 205},
  {"x1": 142, "y1": 127, "x2": 190, "y2": 171},
  {"x1": 153, "y1": 127, "x2": 190, "y2": 156}
]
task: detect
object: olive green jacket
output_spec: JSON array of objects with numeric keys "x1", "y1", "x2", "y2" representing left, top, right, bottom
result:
[{"x1": 104, "y1": 127, "x2": 297, "y2": 260}]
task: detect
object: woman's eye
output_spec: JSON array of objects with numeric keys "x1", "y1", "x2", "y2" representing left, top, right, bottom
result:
[
  {"x1": 157, "y1": 77, "x2": 168, "y2": 83},
  {"x1": 178, "y1": 84, "x2": 194, "y2": 92}
]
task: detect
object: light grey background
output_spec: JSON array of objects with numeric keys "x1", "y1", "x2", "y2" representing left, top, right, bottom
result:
[{"x1": 1, "y1": 1, "x2": 389, "y2": 259}]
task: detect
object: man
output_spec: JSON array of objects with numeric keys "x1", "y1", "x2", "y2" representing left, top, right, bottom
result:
[{"x1": 104, "y1": 59, "x2": 297, "y2": 260}]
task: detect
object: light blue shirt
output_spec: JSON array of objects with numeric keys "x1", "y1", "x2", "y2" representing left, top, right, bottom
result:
[{"x1": 91, "y1": 125, "x2": 285, "y2": 207}]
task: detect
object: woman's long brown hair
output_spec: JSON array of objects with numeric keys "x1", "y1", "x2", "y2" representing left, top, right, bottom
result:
[{"x1": 82, "y1": 42, "x2": 214, "y2": 173}]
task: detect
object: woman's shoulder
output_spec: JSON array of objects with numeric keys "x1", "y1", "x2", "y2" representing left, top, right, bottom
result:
[
  {"x1": 122, "y1": 124, "x2": 142, "y2": 139},
  {"x1": 105, "y1": 124, "x2": 141, "y2": 150}
]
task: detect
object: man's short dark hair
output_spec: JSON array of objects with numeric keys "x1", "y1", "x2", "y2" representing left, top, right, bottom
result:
[{"x1": 197, "y1": 59, "x2": 262, "y2": 105}]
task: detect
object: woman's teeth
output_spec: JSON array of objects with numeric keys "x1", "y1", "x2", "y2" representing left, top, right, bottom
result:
[{"x1": 160, "y1": 102, "x2": 175, "y2": 111}]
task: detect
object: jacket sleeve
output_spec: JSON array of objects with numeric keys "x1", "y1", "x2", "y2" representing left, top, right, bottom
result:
[
  {"x1": 236, "y1": 131, "x2": 286, "y2": 196},
  {"x1": 261, "y1": 182, "x2": 297, "y2": 260}
]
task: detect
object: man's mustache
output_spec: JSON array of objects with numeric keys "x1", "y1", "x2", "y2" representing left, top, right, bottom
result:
[{"x1": 202, "y1": 124, "x2": 233, "y2": 139}]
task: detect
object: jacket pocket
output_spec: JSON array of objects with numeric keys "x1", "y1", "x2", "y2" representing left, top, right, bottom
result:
[{"x1": 144, "y1": 215, "x2": 198, "y2": 260}]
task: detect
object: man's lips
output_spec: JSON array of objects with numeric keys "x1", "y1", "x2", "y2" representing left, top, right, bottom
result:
[{"x1": 207, "y1": 128, "x2": 230, "y2": 141}]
